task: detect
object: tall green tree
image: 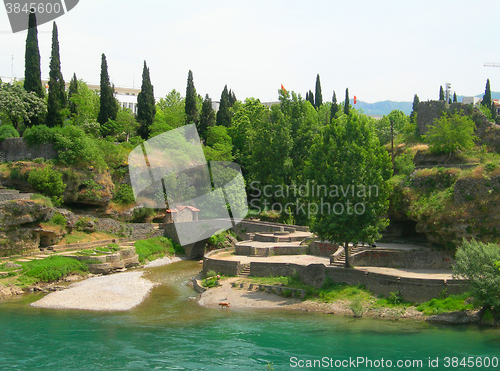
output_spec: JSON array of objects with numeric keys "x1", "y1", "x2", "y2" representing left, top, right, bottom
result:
[
  {"x1": 137, "y1": 61, "x2": 156, "y2": 139},
  {"x1": 184, "y1": 70, "x2": 198, "y2": 125},
  {"x1": 199, "y1": 94, "x2": 215, "y2": 140},
  {"x1": 453, "y1": 91, "x2": 457, "y2": 103},
  {"x1": 308, "y1": 110, "x2": 392, "y2": 267},
  {"x1": 216, "y1": 85, "x2": 231, "y2": 127},
  {"x1": 0, "y1": 82, "x2": 46, "y2": 130},
  {"x1": 410, "y1": 94, "x2": 419, "y2": 122},
  {"x1": 228, "y1": 89, "x2": 237, "y2": 107},
  {"x1": 67, "y1": 73, "x2": 78, "y2": 116},
  {"x1": 24, "y1": 12, "x2": 43, "y2": 99},
  {"x1": 439, "y1": 86, "x2": 444, "y2": 101},
  {"x1": 482, "y1": 79, "x2": 492, "y2": 108},
  {"x1": 306, "y1": 90, "x2": 314, "y2": 107},
  {"x1": 344, "y1": 88, "x2": 350, "y2": 115},
  {"x1": 314, "y1": 74, "x2": 322, "y2": 108},
  {"x1": 330, "y1": 91, "x2": 338, "y2": 121},
  {"x1": 46, "y1": 22, "x2": 67, "y2": 127},
  {"x1": 97, "y1": 54, "x2": 118, "y2": 127}
]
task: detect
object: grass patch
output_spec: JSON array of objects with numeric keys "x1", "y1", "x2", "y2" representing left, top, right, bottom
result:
[
  {"x1": 16, "y1": 256, "x2": 88, "y2": 286},
  {"x1": 416, "y1": 293, "x2": 475, "y2": 315},
  {"x1": 59, "y1": 231, "x2": 118, "y2": 245},
  {"x1": 134, "y1": 236, "x2": 184, "y2": 263}
]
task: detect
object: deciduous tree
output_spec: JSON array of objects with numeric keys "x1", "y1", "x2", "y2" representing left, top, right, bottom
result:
[
  {"x1": 424, "y1": 112, "x2": 476, "y2": 154},
  {"x1": 308, "y1": 110, "x2": 392, "y2": 267},
  {"x1": 453, "y1": 239, "x2": 500, "y2": 309}
]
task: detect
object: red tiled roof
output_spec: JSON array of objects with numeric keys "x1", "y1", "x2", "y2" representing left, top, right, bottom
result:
[{"x1": 166, "y1": 205, "x2": 200, "y2": 213}]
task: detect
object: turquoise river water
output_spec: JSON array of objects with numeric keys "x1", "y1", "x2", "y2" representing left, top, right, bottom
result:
[{"x1": 0, "y1": 260, "x2": 499, "y2": 370}]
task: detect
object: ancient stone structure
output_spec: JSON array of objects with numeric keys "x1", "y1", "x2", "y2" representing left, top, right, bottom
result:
[{"x1": 0, "y1": 138, "x2": 56, "y2": 162}]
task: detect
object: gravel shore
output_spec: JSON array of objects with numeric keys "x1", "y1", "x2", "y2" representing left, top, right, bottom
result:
[{"x1": 31, "y1": 271, "x2": 155, "y2": 311}]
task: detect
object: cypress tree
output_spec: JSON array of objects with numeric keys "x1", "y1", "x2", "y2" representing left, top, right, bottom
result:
[
  {"x1": 137, "y1": 61, "x2": 156, "y2": 139},
  {"x1": 410, "y1": 94, "x2": 419, "y2": 121},
  {"x1": 453, "y1": 91, "x2": 457, "y2": 103},
  {"x1": 439, "y1": 86, "x2": 444, "y2": 101},
  {"x1": 314, "y1": 74, "x2": 322, "y2": 108},
  {"x1": 330, "y1": 91, "x2": 338, "y2": 121},
  {"x1": 307, "y1": 90, "x2": 314, "y2": 106},
  {"x1": 305, "y1": 91, "x2": 309, "y2": 103},
  {"x1": 228, "y1": 89, "x2": 237, "y2": 107},
  {"x1": 199, "y1": 94, "x2": 216, "y2": 140},
  {"x1": 216, "y1": 85, "x2": 231, "y2": 127},
  {"x1": 184, "y1": 70, "x2": 198, "y2": 125},
  {"x1": 492, "y1": 101, "x2": 498, "y2": 121},
  {"x1": 46, "y1": 22, "x2": 67, "y2": 127},
  {"x1": 68, "y1": 73, "x2": 78, "y2": 115},
  {"x1": 24, "y1": 12, "x2": 43, "y2": 99},
  {"x1": 344, "y1": 88, "x2": 350, "y2": 115},
  {"x1": 482, "y1": 79, "x2": 492, "y2": 108},
  {"x1": 97, "y1": 54, "x2": 118, "y2": 127}
]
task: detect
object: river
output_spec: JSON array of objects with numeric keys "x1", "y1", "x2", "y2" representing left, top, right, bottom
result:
[{"x1": 0, "y1": 260, "x2": 499, "y2": 370}]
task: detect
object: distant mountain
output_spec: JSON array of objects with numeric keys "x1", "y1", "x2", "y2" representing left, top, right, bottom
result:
[
  {"x1": 355, "y1": 92, "x2": 500, "y2": 117},
  {"x1": 352, "y1": 100, "x2": 413, "y2": 116}
]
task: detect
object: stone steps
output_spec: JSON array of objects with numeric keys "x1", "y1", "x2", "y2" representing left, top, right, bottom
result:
[
  {"x1": 331, "y1": 245, "x2": 369, "y2": 267},
  {"x1": 238, "y1": 264, "x2": 251, "y2": 278}
]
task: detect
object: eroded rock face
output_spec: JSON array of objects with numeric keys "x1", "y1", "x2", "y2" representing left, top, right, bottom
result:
[
  {"x1": 0, "y1": 200, "x2": 59, "y2": 256},
  {"x1": 426, "y1": 311, "x2": 476, "y2": 324},
  {"x1": 0, "y1": 162, "x2": 115, "y2": 208}
]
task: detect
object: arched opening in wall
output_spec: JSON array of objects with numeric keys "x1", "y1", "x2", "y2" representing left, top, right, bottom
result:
[{"x1": 383, "y1": 219, "x2": 427, "y2": 244}]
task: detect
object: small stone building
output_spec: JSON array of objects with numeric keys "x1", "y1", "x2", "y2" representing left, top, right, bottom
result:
[{"x1": 163, "y1": 206, "x2": 200, "y2": 224}]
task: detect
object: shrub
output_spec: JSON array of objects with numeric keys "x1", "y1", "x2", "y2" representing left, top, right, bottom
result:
[
  {"x1": 134, "y1": 236, "x2": 183, "y2": 263},
  {"x1": 132, "y1": 207, "x2": 155, "y2": 222},
  {"x1": 27, "y1": 165, "x2": 66, "y2": 206},
  {"x1": 394, "y1": 152, "x2": 415, "y2": 176},
  {"x1": 23, "y1": 124, "x2": 55, "y2": 146},
  {"x1": 114, "y1": 184, "x2": 136, "y2": 205},
  {"x1": 52, "y1": 126, "x2": 106, "y2": 170},
  {"x1": 350, "y1": 296, "x2": 365, "y2": 317},
  {"x1": 0, "y1": 125, "x2": 20, "y2": 141},
  {"x1": 75, "y1": 217, "x2": 93, "y2": 232},
  {"x1": 51, "y1": 212, "x2": 67, "y2": 227},
  {"x1": 424, "y1": 112, "x2": 476, "y2": 154},
  {"x1": 453, "y1": 238, "x2": 500, "y2": 309},
  {"x1": 21, "y1": 256, "x2": 88, "y2": 283},
  {"x1": 386, "y1": 291, "x2": 403, "y2": 305}
]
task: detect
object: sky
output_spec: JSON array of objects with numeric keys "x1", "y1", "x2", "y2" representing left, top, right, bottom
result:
[{"x1": 1, "y1": 0, "x2": 499, "y2": 104}]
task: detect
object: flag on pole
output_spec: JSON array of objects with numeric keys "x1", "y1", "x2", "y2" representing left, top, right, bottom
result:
[
  {"x1": 354, "y1": 96, "x2": 357, "y2": 104},
  {"x1": 281, "y1": 84, "x2": 287, "y2": 94}
]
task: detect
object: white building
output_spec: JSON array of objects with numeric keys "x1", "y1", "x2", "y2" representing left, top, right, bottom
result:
[{"x1": 462, "y1": 96, "x2": 482, "y2": 105}]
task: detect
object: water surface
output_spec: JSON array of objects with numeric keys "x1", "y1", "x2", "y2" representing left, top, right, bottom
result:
[{"x1": 0, "y1": 261, "x2": 498, "y2": 370}]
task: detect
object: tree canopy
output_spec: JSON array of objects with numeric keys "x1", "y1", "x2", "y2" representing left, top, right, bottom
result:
[
  {"x1": 97, "y1": 54, "x2": 118, "y2": 127},
  {"x1": 24, "y1": 12, "x2": 43, "y2": 99}
]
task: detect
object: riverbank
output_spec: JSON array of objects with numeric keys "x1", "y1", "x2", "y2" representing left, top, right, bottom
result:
[
  {"x1": 28, "y1": 255, "x2": 183, "y2": 311},
  {"x1": 197, "y1": 277, "x2": 426, "y2": 320}
]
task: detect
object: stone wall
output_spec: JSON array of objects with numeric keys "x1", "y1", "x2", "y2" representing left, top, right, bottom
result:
[
  {"x1": 0, "y1": 138, "x2": 56, "y2": 162},
  {"x1": 203, "y1": 255, "x2": 468, "y2": 302},
  {"x1": 416, "y1": 101, "x2": 470, "y2": 135},
  {"x1": 309, "y1": 241, "x2": 341, "y2": 257},
  {"x1": 232, "y1": 220, "x2": 309, "y2": 240},
  {"x1": 350, "y1": 250, "x2": 456, "y2": 269}
]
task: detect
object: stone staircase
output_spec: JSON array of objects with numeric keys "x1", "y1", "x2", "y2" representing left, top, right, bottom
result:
[
  {"x1": 238, "y1": 264, "x2": 251, "y2": 278},
  {"x1": 330, "y1": 245, "x2": 369, "y2": 267},
  {"x1": 0, "y1": 189, "x2": 33, "y2": 203}
]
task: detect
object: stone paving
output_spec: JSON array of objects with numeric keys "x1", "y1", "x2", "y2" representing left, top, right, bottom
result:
[{"x1": 210, "y1": 242, "x2": 455, "y2": 281}]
